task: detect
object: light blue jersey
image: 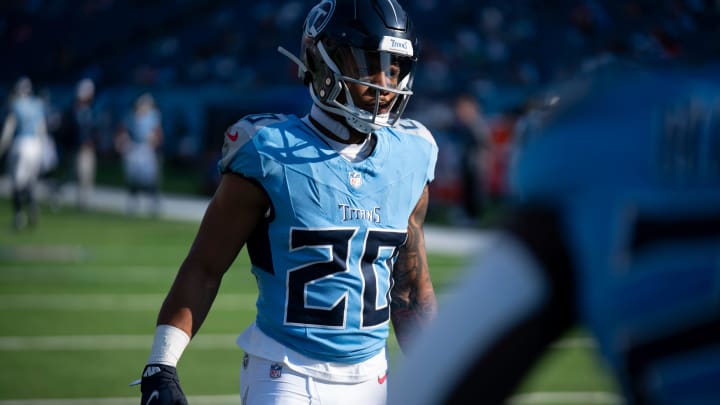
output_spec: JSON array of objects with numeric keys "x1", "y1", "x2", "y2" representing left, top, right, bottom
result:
[
  {"x1": 511, "y1": 61, "x2": 720, "y2": 404},
  {"x1": 11, "y1": 96, "x2": 45, "y2": 139},
  {"x1": 219, "y1": 113, "x2": 437, "y2": 363}
]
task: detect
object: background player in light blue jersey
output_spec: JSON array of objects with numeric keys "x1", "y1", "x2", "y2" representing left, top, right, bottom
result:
[
  {"x1": 388, "y1": 58, "x2": 720, "y2": 405},
  {"x1": 0, "y1": 76, "x2": 50, "y2": 230},
  {"x1": 136, "y1": 1, "x2": 438, "y2": 404}
]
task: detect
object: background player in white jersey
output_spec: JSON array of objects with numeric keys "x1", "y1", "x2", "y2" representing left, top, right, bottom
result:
[
  {"x1": 0, "y1": 76, "x2": 50, "y2": 230},
  {"x1": 388, "y1": 57, "x2": 720, "y2": 404},
  {"x1": 136, "y1": 1, "x2": 438, "y2": 404}
]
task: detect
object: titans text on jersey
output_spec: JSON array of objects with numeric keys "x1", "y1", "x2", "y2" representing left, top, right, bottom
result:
[{"x1": 338, "y1": 204, "x2": 381, "y2": 223}]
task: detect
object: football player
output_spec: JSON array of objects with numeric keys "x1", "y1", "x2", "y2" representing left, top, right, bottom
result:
[
  {"x1": 136, "y1": 1, "x2": 438, "y2": 404},
  {"x1": 0, "y1": 76, "x2": 49, "y2": 230},
  {"x1": 387, "y1": 58, "x2": 720, "y2": 404}
]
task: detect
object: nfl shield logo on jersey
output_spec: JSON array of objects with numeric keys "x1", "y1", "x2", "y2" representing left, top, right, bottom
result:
[
  {"x1": 269, "y1": 363, "x2": 283, "y2": 378},
  {"x1": 349, "y1": 171, "x2": 363, "y2": 188}
]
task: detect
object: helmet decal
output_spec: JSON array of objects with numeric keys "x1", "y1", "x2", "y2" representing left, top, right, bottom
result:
[
  {"x1": 304, "y1": 0, "x2": 335, "y2": 38},
  {"x1": 379, "y1": 36, "x2": 414, "y2": 56}
]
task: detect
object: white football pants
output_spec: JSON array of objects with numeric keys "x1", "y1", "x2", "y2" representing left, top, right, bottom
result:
[
  {"x1": 8, "y1": 136, "x2": 42, "y2": 190},
  {"x1": 240, "y1": 353, "x2": 387, "y2": 405}
]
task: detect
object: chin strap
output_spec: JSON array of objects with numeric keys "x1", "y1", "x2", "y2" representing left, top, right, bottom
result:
[
  {"x1": 308, "y1": 87, "x2": 377, "y2": 135},
  {"x1": 345, "y1": 114, "x2": 378, "y2": 134},
  {"x1": 310, "y1": 104, "x2": 354, "y2": 140}
]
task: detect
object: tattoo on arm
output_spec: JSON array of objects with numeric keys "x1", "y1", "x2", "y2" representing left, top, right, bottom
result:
[{"x1": 391, "y1": 187, "x2": 437, "y2": 352}]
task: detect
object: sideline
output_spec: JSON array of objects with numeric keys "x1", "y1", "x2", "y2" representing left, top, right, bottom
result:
[{"x1": 0, "y1": 178, "x2": 493, "y2": 256}]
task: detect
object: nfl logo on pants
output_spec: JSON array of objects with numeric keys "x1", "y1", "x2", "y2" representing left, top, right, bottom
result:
[{"x1": 270, "y1": 363, "x2": 283, "y2": 378}]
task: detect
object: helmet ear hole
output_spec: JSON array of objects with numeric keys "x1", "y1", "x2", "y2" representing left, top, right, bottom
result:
[
  {"x1": 302, "y1": 71, "x2": 313, "y2": 86},
  {"x1": 303, "y1": 49, "x2": 317, "y2": 85},
  {"x1": 305, "y1": 49, "x2": 317, "y2": 72}
]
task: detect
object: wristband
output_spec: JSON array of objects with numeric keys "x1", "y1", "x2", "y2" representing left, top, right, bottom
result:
[{"x1": 146, "y1": 324, "x2": 190, "y2": 367}]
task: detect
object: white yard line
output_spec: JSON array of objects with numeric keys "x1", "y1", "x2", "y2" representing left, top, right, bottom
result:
[
  {"x1": 508, "y1": 391, "x2": 624, "y2": 405},
  {"x1": 0, "y1": 293, "x2": 257, "y2": 311},
  {"x1": 0, "y1": 392, "x2": 624, "y2": 405},
  {"x1": 0, "y1": 333, "x2": 597, "y2": 351},
  {"x1": 0, "y1": 395, "x2": 239, "y2": 405},
  {"x1": 0, "y1": 332, "x2": 613, "y2": 404},
  {"x1": 0, "y1": 334, "x2": 239, "y2": 351}
]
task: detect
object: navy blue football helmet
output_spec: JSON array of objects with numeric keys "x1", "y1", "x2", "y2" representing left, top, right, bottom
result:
[{"x1": 281, "y1": 0, "x2": 419, "y2": 133}]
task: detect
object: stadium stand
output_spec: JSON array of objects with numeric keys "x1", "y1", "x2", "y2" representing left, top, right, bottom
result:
[{"x1": 1, "y1": 0, "x2": 718, "y2": 209}]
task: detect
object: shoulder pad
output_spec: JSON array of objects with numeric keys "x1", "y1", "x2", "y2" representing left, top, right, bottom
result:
[
  {"x1": 394, "y1": 118, "x2": 437, "y2": 147},
  {"x1": 221, "y1": 113, "x2": 289, "y2": 160}
]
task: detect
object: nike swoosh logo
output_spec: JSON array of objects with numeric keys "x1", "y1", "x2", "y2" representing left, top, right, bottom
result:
[
  {"x1": 378, "y1": 374, "x2": 387, "y2": 384},
  {"x1": 145, "y1": 390, "x2": 159, "y2": 405},
  {"x1": 226, "y1": 130, "x2": 239, "y2": 141}
]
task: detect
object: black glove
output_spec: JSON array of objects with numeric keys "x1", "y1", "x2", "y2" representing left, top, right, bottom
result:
[{"x1": 138, "y1": 364, "x2": 188, "y2": 405}]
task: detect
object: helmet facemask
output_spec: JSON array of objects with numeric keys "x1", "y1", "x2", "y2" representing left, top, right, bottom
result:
[{"x1": 310, "y1": 39, "x2": 416, "y2": 133}]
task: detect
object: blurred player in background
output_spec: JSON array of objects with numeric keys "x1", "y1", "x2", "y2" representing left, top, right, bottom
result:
[
  {"x1": 135, "y1": 0, "x2": 438, "y2": 404},
  {"x1": 450, "y1": 93, "x2": 490, "y2": 224},
  {"x1": 388, "y1": 57, "x2": 720, "y2": 404},
  {"x1": 115, "y1": 92, "x2": 164, "y2": 217},
  {"x1": 0, "y1": 76, "x2": 50, "y2": 230},
  {"x1": 53, "y1": 78, "x2": 100, "y2": 210}
]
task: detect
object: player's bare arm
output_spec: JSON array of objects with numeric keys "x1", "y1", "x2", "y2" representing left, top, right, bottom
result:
[
  {"x1": 390, "y1": 184, "x2": 437, "y2": 352},
  {"x1": 157, "y1": 173, "x2": 270, "y2": 337}
]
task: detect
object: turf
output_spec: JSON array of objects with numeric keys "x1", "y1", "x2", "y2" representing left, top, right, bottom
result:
[{"x1": 0, "y1": 198, "x2": 619, "y2": 402}]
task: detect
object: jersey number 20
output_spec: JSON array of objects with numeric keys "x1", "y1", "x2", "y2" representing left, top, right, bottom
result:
[{"x1": 286, "y1": 228, "x2": 407, "y2": 329}]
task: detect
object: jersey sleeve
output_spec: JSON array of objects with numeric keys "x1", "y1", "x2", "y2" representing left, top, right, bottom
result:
[
  {"x1": 217, "y1": 115, "x2": 285, "y2": 180},
  {"x1": 398, "y1": 118, "x2": 438, "y2": 184}
]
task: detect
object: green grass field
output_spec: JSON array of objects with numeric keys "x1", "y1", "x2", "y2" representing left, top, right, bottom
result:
[{"x1": 0, "y1": 199, "x2": 621, "y2": 404}]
